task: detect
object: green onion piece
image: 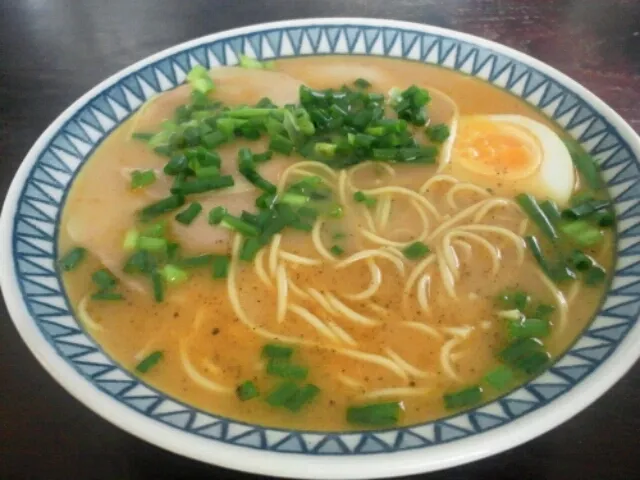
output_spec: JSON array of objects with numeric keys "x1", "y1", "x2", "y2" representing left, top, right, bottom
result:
[
  {"x1": 131, "y1": 132, "x2": 155, "y2": 141},
  {"x1": 142, "y1": 221, "x2": 167, "y2": 238},
  {"x1": 495, "y1": 290, "x2": 529, "y2": 310},
  {"x1": 562, "y1": 199, "x2": 610, "y2": 220},
  {"x1": 140, "y1": 195, "x2": 185, "y2": 222},
  {"x1": 130, "y1": 170, "x2": 157, "y2": 189},
  {"x1": 298, "y1": 206, "x2": 319, "y2": 220},
  {"x1": 186, "y1": 65, "x2": 215, "y2": 94},
  {"x1": 425, "y1": 123, "x2": 450, "y2": 143},
  {"x1": 524, "y1": 236, "x2": 555, "y2": 280},
  {"x1": 170, "y1": 175, "x2": 234, "y2": 195},
  {"x1": 266, "y1": 381, "x2": 299, "y2": 407},
  {"x1": 585, "y1": 263, "x2": 606, "y2": 285},
  {"x1": 212, "y1": 255, "x2": 230, "y2": 279},
  {"x1": 560, "y1": 220, "x2": 603, "y2": 247},
  {"x1": 513, "y1": 291, "x2": 530, "y2": 311},
  {"x1": 151, "y1": 270, "x2": 164, "y2": 303},
  {"x1": 161, "y1": 264, "x2": 189, "y2": 285},
  {"x1": 175, "y1": 202, "x2": 203, "y2": 225},
  {"x1": 208, "y1": 206, "x2": 227, "y2": 225},
  {"x1": 239, "y1": 238, "x2": 263, "y2": 262},
  {"x1": 269, "y1": 134, "x2": 294, "y2": 155},
  {"x1": 220, "y1": 214, "x2": 260, "y2": 237},
  {"x1": 91, "y1": 291, "x2": 124, "y2": 301},
  {"x1": 266, "y1": 359, "x2": 308, "y2": 381},
  {"x1": 253, "y1": 150, "x2": 273, "y2": 163},
  {"x1": 284, "y1": 384, "x2": 320, "y2": 412},
  {"x1": 123, "y1": 251, "x2": 156, "y2": 275},
  {"x1": 402, "y1": 241, "x2": 430, "y2": 260},
  {"x1": 195, "y1": 166, "x2": 220, "y2": 178},
  {"x1": 353, "y1": 191, "x2": 377, "y2": 208},
  {"x1": 238, "y1": 148, "x2": 277, "y2": 194},
  {"x1": 327, "y1": 204, "x2": 344, "y2": 219},
  {"x1": 280, "y1": 192, "x2": 310, "y2": 207},
  {"x1": 175, "y1": 254, "x2": 213, "y2": 269},
  {"x1": 483, "y1": 365, "x2": 514, "y2": 390},
  {"x1": 137, "y1": 236, "x2": 168, "y2": 252},
  {"x1": 515, "y1": 350, "x2": 551, "y2": 374},
  {"x1": 314, "y1": 142, "x2": 337, "y2": 157},
  {"x1": 508, "y1": 318, "x2": 551, "y2": 339},
  {"x1": 498, "y1": 337, "x2": 546, "y2": 370},
  {"x1": 533, "y1": 303, "x2": 555, "y2": 321},
  {"x1": 330, "y1": 245, "x2": 345, "y2": 256},
  {"x1": 202, "y1": 131, "x2": 228, "y2": 149},
  {"x1": 238, "y1": 54, "x2": 274, "y2": 70},
  {"x1": 59, "y1": 247, "x2": 87, "y2": 272},
  {"x1": 564, "y1": 140, "x2": 602, "y2": 190},
  {"x1": 236, "y1": 380, "x2": 260, "y2": 401},
  {"x1": 92, "y1": 269, "x2": 117, "y2": 290},
  {"x1": 353, "y1": 78, "x2": 372, "y2": 89},
  {"x1": 123, "y1": 229, "x2": 140, "y2": 251},
  {"x1": 346, "y1": 402, "x2": 401, "y2": 427},
  {"x1": 516, "y1": 193, "x2": 558, "y2": 241},
  {"x1": 568, "y1": 250, "x2": 594, "y2": 271},
  {"x1": 136, "y1": 351, "x2": 164, "y2": 373},
  {"x1": 539, "y1": 200, "x2": 562, "y2": 225},
  {"x1": 262, "y1": 343, "x2": 294, "y2": 360},
  {"x1": 444, "y1": 385, "x2": 483, "y2": 410}
]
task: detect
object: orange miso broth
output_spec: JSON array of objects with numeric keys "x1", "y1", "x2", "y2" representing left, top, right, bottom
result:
[{"x1": 59, "y1": 56, "x2": 614, "y2": 430}]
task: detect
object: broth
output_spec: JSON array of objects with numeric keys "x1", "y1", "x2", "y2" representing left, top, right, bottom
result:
[{"x1": 59, "y1": 56, "x2": 614, "y2": 430}]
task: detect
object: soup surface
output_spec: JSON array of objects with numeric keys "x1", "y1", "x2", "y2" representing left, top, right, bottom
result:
[{"x1": 59, "y1": 56, "x2": 614, "y2": 430}]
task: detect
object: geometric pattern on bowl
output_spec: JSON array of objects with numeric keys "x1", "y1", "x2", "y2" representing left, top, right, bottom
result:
[{"x1": 12, "y1": 23, "x2": 640, "y2": 454}]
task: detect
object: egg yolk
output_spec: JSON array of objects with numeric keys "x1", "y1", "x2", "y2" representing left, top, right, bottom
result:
[{"x1": 453, "y1": 117, "x2": 542, "y2": 180}]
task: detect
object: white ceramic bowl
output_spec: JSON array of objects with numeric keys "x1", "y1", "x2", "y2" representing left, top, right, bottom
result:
[{"x1": 2, "y1": 18, "x2": 640, "y2": 479}]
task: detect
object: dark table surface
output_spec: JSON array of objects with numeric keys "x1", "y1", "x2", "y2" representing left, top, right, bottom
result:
[{"x1": 1, "y1": 1, "x2": 639, "y2": 479}]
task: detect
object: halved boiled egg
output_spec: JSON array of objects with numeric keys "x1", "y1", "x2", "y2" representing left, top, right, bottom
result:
[{"x1": 449, "y1": 114, "x2": 575, "y2": 206}]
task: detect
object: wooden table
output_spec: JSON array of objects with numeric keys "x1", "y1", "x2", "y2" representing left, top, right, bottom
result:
[{"x1": 1, "y1": 1, "x2": 639, "y2": 479}]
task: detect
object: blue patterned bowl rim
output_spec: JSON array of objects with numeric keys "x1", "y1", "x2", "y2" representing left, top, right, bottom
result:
[{"x1": 2, "y1": 18, "x2": 640, "y2": 479}]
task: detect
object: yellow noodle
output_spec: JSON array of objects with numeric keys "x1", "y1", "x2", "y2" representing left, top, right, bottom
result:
[
  {"x1": 457, "y1": 225, "x2": 525, "y2": 265},
  {"x1": 276, "y1": 264, "x2": 289, "y2": 323},
  {"x1": 446, "y1": 183, "x2": 491, "y2": 210},
  {"x1": 277, "y1": 161, "x2": 338, "y2": 192},
  {"x1": 287, "y1": 276, "x2": 311, "y2": 300},
  {"x1": 325, "y1": 293, "x2": 380, "y2": 326},
  {"x1": 269, "y1": 234, "x2": 282, "y2": 278},
  {"x1": 440, "y1": 337, "x2": 464, "y2": 382},
  {"x1": 278, "y1": 250, "x2": 323, "y2": 266},
  {"x1": 307, "y1": 287, "x2": 339, "y2": 316},
  {"x1": 311, "y1": 217, "x2": 337, "y2": 261},
  {"x1": 440, "y1": 236, "x2": 461, "y2": 280},
  {"x1": 452, "y1": 239, "x2": 473, "y2": 260},
  {"x1": 202, "y1": 358, "x2": 223, "y2": 375},
  {"x1": 535, "y1": 268, "x2": 569, "y2": 335},
  {"x1": 288, "y1": 304, "x2": 340, "y2": 342},
  {"x1": 254, "y1": 248, "x2": 274, "y2": 289},
  {"x1": 405, "y1": 255, "x2": 437, "y2": 293},
  {"x1": 337, "y1": 348, "x2": 408, "y2": 381},
  {"x1": 337, "y1": 169, "x2": 349, "y2": 206},
  {"x1": 416, "y1": 274, "x2": 431, "y2": 313},
  {"x1": 327, "y1": 320, "x2": 358, "y2": 346},
  {"x1": 361, "y1": 186, "x2": 441, "y2": 221},
  {"x1": 472, "y1": 198, "x2": 522, "y2": 223},
  {"x1": 343, "y1": 259, "x2": 382, "y2": 301},
  {"x1": 336, "y1": 248, "x2": 405, "y2": 276},
  {"x1": 362, "y1": 387, "x2": 432, "y2": 399},
  {"x1": 179, "y1": 338, "x2": 233, "y2": 394},
  {"x1": 346, "y1": 161, "x2": 396, "y2": 193},
  {"x1": 437, "y1": 246, "x2": 457, "y2": 298},
  {"x1": 377, "y1": 194, "x2": 392, "y2": 231},
  {"x1": 428, "y1": 201, "x2": 486, "y2": 241},
  {"x1": 77, "y1": 295, "x2": 104, "y2": 332},
  {"x1": 419, "y1": 174, "x2": 459, "y2": 194},
  {"x1": 401, "y1": 321, "x2": 443, "y2": 340},
  {"x1": 385, "y1": 347, "x2": 433, "y2": 378},
  {"x1": 336, "y1": 373, "x2": 364, "y2": 389},
  {"x1": 447, "y1": 230, "x2": 501, "y2": 277}
]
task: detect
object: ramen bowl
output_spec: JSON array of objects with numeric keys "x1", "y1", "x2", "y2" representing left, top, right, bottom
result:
[{"x1": 1, "y1": 18, "x2": 639, "y2": 479}]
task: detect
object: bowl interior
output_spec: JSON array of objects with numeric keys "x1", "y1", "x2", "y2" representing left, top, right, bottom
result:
[{"x1": 3, "y1": 18, "x2": 640, "y2": 478}]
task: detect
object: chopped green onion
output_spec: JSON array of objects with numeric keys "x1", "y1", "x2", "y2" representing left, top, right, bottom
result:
[
  {"x1": 330, "y1": 245, "x2": 345, "y2": 256},
  {"x1": 585, "y1": 263, "x2": 606, "y2": 285},
  {"x1": 136, "y1": 351, "x2": 163, "y2": 373},
  {"x1": 266, "y1": 359, "x2": 308, "y2": 381},
  {"x1": 59, "y1": 247, "x2": 87, "y2": 272},
  {"x1": 174, "y1": 254, "x2": 213, "y2": 269},
  {"x1": 402, "y1": 241, "x2": 430, "y2": 260},
  {"x1": 170, "y1": 175, "x2": 234, "y2": 195},
  {"x1": 353, "y1": 191, "x2": 377, "y2": 208},
  {"x1": 131, "y1": 132, "x2": 155, "y2": 141},
  {"x1": 353, "y1": 78, "x2": 372, "y2": 89},
  {"x1": 236, "y1": 380, "x2": 260, "y2": 401},
  {"x1": 239, "y1": 237, "x2": 263, "y2": 262},
  {"x1": 262, "y1": 343, "x2": 294, "y2": 360},
  {"x1": 195, "y1": 166, "x2": 220, "y2": 178},
  {"x1": 186, "y1": 65, "x2": 215, "y2": 94},
  {"x1": 123, "y1": 229, "x2": 140, "y2": 251},
  {"x1": 123, "y1": 251, "x2": 156, "y2": 275},
  {"x1": 498, "y1": 337, "x2": 543, "y2": 364},
  {"x1": 139, "y1": 195, "x2": 185, "y2": 222},
  {"x1": 516, "y1": 193, "x2": 558, "y2": 241},
  {"x1": 208, "y1": 206, "x2": 227, "y2": 225},
  {"x1": 515, "y1": 350, "x2": 551, "y2": 374},
  {"x1": 253, "y1": 150, "x2": 274, "y2": 163},
  {"x1": 524, "y1": 236, "x2": 555, "y2": 280},
  {"x1": 425, "y1": 123, "x2": 450, "y2": 143},
  {"x1": 314, "y1": 142, "x2": 337, "y2": 157},
  {"x1": 284, "y1": 384, "x2": 320, "y2": 412},
  {"x1": 564, "y1": 140, "x2": 602, "y2": 190},
  {"x1": 238, "y1": 148, "x2": 277, "y2": 193},
  {"x1": 201, "y1": 131, "x2": 228, "y2": 148},
  {"x1": 130, "y1": 170, "x2": 157, "y2": 189},
  {"x1": 266, "y1": 381, "x2": 299, "y2": 407},
  {"x1": 560, "y1": 220, "x2": 603, "y2": 247},
  {"x1": 562, "y1": 199, "x2": 610, "y2": 220},
  {"x1": 212, "y1": 255, "x2": 230, "y2": 279},
  {"x1": 92, "y1": 269, "x2": 117, "y2": 290},
  {"x1": 220, "y1": 214, "x2": 260, "y2": 237},
  {"x1": 91, "y1": 291, "x2": 124, "y2": 301},
  {"x1": 327, "y1": 204, "x2": 344, "y2": 219},
  {"x1": 508, "y1": 318, "x2": 551, "y2": 339},
  {"x1": 593, "y1": 210, "x2": 615, "y2": 227},
  {"x1": 151, "y1": 270, "x2": 164, "y2": 303},
  {"x1": 137, "y1": 236, "x2": 168, "y2": 252},
  {"x1": 346, "y1": 402, "x2": 401, "y2": 427},
  {"x1": 444, "y1": 385, "x2": 483, "y2": 410},
  {"x1": 238, "y1": 54, "x2": 274, "y2": 70},
  {"x1": 533, "y1": 304, "x2": 555, "y2": 321},
  {"x1": 141, "y1": 221, "x2": 167, "y2": 238},
  {"x1": 161, "y1": 264, "x2": 189, "y2": 285},
  {"x1": 280, "y1": 192, "x2": 310, "y2": 207},
  {"x1": 483, "y1": 365, "x2": 514, "y2": 390},
  {"x1": 568, "y1": 250, "x2": 593, "y2": 271},
  {"x1": 539, "y1": 200, "x2": 562, "y2": 225},
  {"x1": 269, "y1": 134, "x2": 294, "y2": 155},
  {"x1": 175, "y1": 202, "x2": 203, "y2": 225}
]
